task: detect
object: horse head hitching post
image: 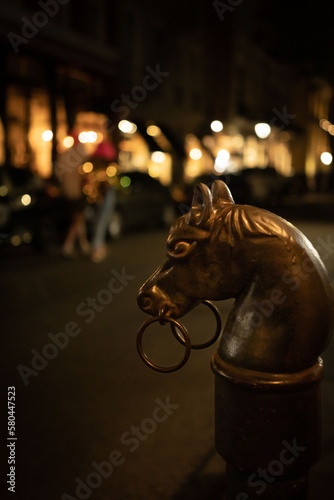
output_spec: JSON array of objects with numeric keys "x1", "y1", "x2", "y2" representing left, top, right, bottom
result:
[{"x1": 136, "y1": 180, "x2": 334, "y2": 499}]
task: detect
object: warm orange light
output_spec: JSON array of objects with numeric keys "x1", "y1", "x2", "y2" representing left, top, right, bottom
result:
[
  {"x1": 21, "y1": 194, "x2": 31, "y2": 206},
  {"x1": 254, "y1": 123, "x2": 271, "y2": 139},
  {"x1": 321, "y1": 152, "x2": 333, "y2": 165},
  {"x1": 214, "y1": 149, "x2": 230, "y2": 173},
  {"x1": 189, "y1": 148, "x2": 202, "y2": 160},
  {"x1": 96, "y1": 170, "x2": 107, "y2": 182},
  {"x1": 118, "y1": 120, "x2": 137, "y2": 134},
  {"x1": 79, "y1": 131, "x2": 98, "y2": 143},
  {"x1": 151, "y1": 151, "x2": 166, "y2": 163},
  {"x1": 147, "y1": 125, "x2": 161, "y2": 137},
  {"x1": 320, "y1": 119, "x2": 331, "y2": 131},
  {"x1": 149, "y1": 165, "x2": 160, "y2": 178},
  {"x1": 42, "y1": 130, "x2": 53, "y2": 142},
  {"x1": 210, "y1": 120, "x2": 223, "y2": 133},
  {"x1": 106, "y1": 165, "x2": 117, "y2": 177},
  {"x1": 63, "y1": 136, "x2": 74, "y2": 148},
  {"x1": 82, "y1": 162, "x2": 93, "y2": 173}
]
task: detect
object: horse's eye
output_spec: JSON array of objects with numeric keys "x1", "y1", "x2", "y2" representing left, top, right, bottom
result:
[
  {"x1": 168, "y1": 240, "x2": 195, "y2": 258},
  {"x1": 174, "y1": 241, "x2": 190, "y2": 254}
]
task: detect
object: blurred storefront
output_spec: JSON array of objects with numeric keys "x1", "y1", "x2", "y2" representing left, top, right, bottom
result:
[
  {"x1": 1, "y1": 80, "x2": 119, "y2": 179},
  {"x1": 2, "y1": 82, "x2": 331, "y2": 189},
  {"x1": 0, "y1": 0, "x2": 333, "y2": 193},
  {"x1": 183, "y1": 121, "x2": 292, "y2": 182},
  {"x1": 180, "y1": 36, "x2": 334, "y2": 187},
  {"x1": 0, "y1": 0, "x2": 120, "y2": 180},
  {"x1": 116, "y1": 120, "x2": 173, "y2": 185}
]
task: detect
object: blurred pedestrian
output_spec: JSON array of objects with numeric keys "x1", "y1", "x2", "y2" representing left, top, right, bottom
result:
[
  {"x1": 58, "y1": 132, "x2": 91, "y2": 257},
  {"x1": 89, "y1": 139, "x2": 118, "y2": 263},
  {"x1": 90, "y1": 182, "x2": 117, "y2": 262}
]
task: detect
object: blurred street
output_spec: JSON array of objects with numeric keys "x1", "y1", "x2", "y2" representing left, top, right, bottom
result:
[
  {"x1": 2, "y1": 218, "x2": 334, "y2": 500},
  {"x1": 2, "y1": 1, "x2": 334, "y2": 498}
]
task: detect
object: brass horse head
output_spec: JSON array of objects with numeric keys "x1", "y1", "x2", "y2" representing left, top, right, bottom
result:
[{"x1": 138, "y1": 180, "x2": 334, "y2": 373}]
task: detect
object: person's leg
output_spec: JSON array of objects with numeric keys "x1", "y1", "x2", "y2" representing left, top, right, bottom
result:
[
  {"x1": 62, "y1": 203, "x2": 79, "y2": 255},
  {"x1": 76, "y1": 212, "x2": 91, "y2": 254},
  {"x1": 91, "y1": 188, "x2": 116, "y2": 261},
  {"x1": 62, "y1": 222, "x2": 77, "y2": 255}
]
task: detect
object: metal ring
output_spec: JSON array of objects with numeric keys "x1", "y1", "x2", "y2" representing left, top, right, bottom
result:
[
  {"x1": 136, "y1": 316, "x2": 192, "y2": 373},
  {"x1": 171, "y1": 300, "x2": 222, "y2": 350}
]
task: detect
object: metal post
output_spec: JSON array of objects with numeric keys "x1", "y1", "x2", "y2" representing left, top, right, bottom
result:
[
  {"x1": 212, "y1": 353, "x2": 323, "y2": 500},
  {"x1": 137, "y1": 180, "x2": 333, "y2": 499}
]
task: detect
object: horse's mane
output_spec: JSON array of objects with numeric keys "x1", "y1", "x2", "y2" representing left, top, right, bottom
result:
[{"x1": 210, "y1": 204, "x2": 294, "y2": 248}]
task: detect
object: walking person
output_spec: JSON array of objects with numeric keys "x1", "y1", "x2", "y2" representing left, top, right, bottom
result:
[
  {"x1": 59, "y1": 132, "x2": 91, "y2": 257},
  {"x1": 89, "y1": 137, "x2": 118, "y2": 262}
]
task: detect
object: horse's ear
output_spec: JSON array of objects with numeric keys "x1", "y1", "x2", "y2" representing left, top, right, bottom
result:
[
  {"x1": 188, "y1": 183, "x2": 212, "y2": 226},
  {"x1": 211, "y1": 180, "x2": 235, "y2": 207}
]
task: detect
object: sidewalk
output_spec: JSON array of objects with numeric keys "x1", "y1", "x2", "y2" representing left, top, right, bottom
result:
[{"x1": 2, "y1": 222, "x2": 334, "y2": 499}]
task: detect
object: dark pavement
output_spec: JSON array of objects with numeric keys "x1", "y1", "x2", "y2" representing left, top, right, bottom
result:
[{"x1": 1, "y1": 219, "x2": 334, "y2": 499}]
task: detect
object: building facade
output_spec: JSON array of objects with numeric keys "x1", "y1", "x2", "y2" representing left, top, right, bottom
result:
[{"x1": 0, "y1": 0, "x2": 332, "y2": 188}]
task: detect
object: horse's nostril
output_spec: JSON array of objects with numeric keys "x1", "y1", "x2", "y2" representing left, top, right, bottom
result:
[
  {"x1": 137, "y1": 291, "x2": 153, "y2": 312},
  {"x1": 142, "y1": 297, "x2": 153, "y2": 310}
]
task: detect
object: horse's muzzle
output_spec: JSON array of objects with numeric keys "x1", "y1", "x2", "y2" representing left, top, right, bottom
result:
[{"x1": 137, "y1": 288, "x2": 172, "y2": 317}]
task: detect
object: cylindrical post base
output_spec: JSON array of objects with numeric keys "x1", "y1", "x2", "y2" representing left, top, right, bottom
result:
[
  {"x1": 211, "y1": 353, "x2": 324, "y2": 500},
  {"x1": 226, "y1": 464, "x2": 308, "y2": 500}
]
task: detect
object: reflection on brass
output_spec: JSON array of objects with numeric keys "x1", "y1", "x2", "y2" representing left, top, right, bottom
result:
[
  {"x1": 170, "y1": 300, "x2": 222, "y2": 350},
  {"x1": 138, "y1": 180, "x2": 334, "y2": 373},
  {"x1": 137, "y1": 180, "x2": 334, "y2": 498}
]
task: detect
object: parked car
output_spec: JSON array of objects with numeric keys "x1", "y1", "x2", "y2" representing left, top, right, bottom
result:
[
  {"x1": 171, "y1": 172, "x2": 250, "y2": 214},
  {"x1": 173, "y1": 168, "x2": 293, "y2": 212},
  {"x1": 86, "y1": 171, "x2": 177, "y2": 240}
]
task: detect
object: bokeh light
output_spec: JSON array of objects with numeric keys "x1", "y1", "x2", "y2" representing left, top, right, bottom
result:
[
  {"x1": 214, "y1": 149, "x2": 230, "y2": 173},
  {"x1": 42, "y1": 130, "x2": 53, "y2": 142},
  {"x1": 21, "y1": 194, "x2": 31, "y2": 206},
  {"x1": 320, "y1": 119, "x2": 331, "y2": 131},
  {"x1": 149, "y1": 165, "x2": 160, "y2": 178},
  {"x1": 63, "y1": 136, "x2": 74, "y2": 148},
  {"x1": 82, "y1": 162, "x2": 93, "y2": 173},
  {"x1": 146, "y1": 125, "x2": 161, "y2": 137},
  {"x1": 210, "y1": 120, "x2": 223, "y2": 133},
  {"x1": 189, "y1": 148, "x2": 202, "y2": 160},
  {"x1": 0, "y1": 185, "x2": 8, "y2": 196},
  {"x1": 120, "y1": 176, "x2": 131, "y2": 188},
  {"x1": 106, "y1": 165, "x2": 117, "y2": 177},
  {"x1": 79, "y1": 131, "x2": 98, "y2": 143},
  {"x1": 118, "y1": 120, "x2": 137, "y2": 134},
  {"x1": 254, "y1": 123, "x2": 271, "y2": 139},
  {"x1": 320, "y1": 152, "x2": 333, "y2": 165},
  {"x1": 151, "y1": 151, "x2": 166, "y2": 163}
]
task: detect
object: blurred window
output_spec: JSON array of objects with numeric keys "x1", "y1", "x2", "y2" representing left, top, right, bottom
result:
[
  {"x1": 7, "y1": 87, "x2": 30, "y2": 169},
  {"x1": 28, "y1": 90, "x2": 52, "y2": 177},
  {"x1": 0, "y1": 118, "x2": 4, "y2": 166}
]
